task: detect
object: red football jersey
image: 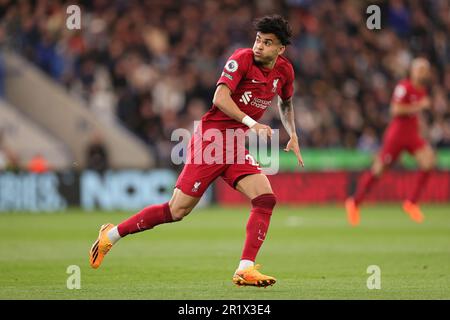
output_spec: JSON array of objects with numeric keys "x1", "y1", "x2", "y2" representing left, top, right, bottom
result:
[
  {"x1": 200, "y1": 48, "x2": 294, "y2": 133},
  {"x1": 389, "y1": 79, "x2": 428, "y2": 132}
]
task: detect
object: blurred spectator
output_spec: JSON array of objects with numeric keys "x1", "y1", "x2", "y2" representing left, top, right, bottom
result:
[
  {"x1": 0, "y1": 54, "x2": 4, "y2": 98},
  {"x1": 0, "y1": 130, "x2": 20, "y2": 172},
  {"x1": 430, "y1": 115, "x2": 450, "y2": 148},
  {"x1": 0, "y1": 22, "x2": 5, "y2": 97},
  {"x1": 1, "y1": 0, "x2": 448, "y2": 167},
  {"x1": 27, "y1": 153, "x2": 49, "y2": 173},
  {"x1": 0, "y1": 132, "x2": 8, "y2": 171},
  {"x1": 357, "y1": 126, "x2": 380, "y2": 152},
  {"x1": 85, "y1": 132, "x2": 109, "y2": 173},
  {"x1": 388, "y1": 0, "x2": 411, "y2": 37}
]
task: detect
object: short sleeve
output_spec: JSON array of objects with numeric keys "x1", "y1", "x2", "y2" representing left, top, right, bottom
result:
[
  {"x1": 279, "y1": 64, "x2": 294, "y2": 101},
  {"x1": 216, "y1": 50, "x2": 250, "y2": 93},
  {"x1": 391, "y1": 82, "x2": 409, "y2": 103}
]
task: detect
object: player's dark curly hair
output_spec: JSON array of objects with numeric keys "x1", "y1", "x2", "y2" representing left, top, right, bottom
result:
[{"x1": 253, "y1": 15, "x2": 292, "y2": 46}]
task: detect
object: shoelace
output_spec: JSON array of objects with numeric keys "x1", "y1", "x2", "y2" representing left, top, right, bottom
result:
[{"x1": 243, "y1": 264, "x2": 262, "y2": 276}]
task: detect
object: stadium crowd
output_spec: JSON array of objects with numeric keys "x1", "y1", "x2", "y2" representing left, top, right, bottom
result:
[{"x1": 0, "y1": 0, "x2": 449, "y2": 167}]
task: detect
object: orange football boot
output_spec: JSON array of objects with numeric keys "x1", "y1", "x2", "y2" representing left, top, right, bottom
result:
[
  {"x1": 403, "y1": 200, "x2": 425, "y2": 223},
  {"x1": 345, "y1": 197, "x2": 360, "y2": 226},
  {"x1": 232, "y1": 265, "x2": 276, "y2": 288},
  {"x1": 89, "y1": 223, "x2": 115, "y2": 269}
]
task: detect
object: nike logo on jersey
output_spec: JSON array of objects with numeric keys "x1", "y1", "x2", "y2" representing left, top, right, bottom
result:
[{"x1": 251, "y1": 79, "x2": 264, "y2": 84}]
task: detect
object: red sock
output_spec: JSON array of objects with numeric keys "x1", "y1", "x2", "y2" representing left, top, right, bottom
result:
[
  {"x1": 354, "y1": 172, "x2": 378, "y2": 206},
  {"x1": 117, "y1": 202, "x2": 173, "y2": 237},
  {"x1": 241, "y1": 194, "x2": 277, "y2": 262},
  {"x1": 409, "y1": 171, "x2": 430, "y2": 204}
]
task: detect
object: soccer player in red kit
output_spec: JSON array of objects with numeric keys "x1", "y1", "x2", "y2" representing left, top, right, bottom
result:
[
  {"x1": 346, "y1": 58, "x2": 436, "y2": 226},
  {"x1": 89, "y1": 15, "x2": 304, "y2": 287}
]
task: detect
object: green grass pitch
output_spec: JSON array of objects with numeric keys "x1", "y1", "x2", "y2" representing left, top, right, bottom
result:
[{"x1": 0, "y1": 204, "x2": 449, "y2": 299}]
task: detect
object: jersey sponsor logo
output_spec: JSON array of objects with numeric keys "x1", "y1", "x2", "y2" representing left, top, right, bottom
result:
[
  {"x1": 224, "y1": 60, "x2": 238, "y2": 73},
  {"x1": 272, "y1": 78, "x2": 279, "y2": 92},
  {"x1": 238, "y1": 91, "x2": 271, "y2": 109},
  {"x1": 251, "y1": 97, "x2": 271, "y2": 110},
  {"x1": 192, "y1": 181, "x2": 202, "y2": 193},
  {"x1": 239, "y1": 91, "x2": 252, "y2": 105}
]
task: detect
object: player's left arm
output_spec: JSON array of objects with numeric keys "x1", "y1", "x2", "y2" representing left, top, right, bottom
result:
[
  {"x1": 418, "y1": 94, "x2": 432, "y2": 139},
  {"x1": 278, "y1": 97, "x2": 304, "y2": 167}
]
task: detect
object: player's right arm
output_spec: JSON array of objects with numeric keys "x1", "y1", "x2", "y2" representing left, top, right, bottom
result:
[
  {"x1": 212, "y1": 84, "x2": 273, "y2": 138},
  {"x1": 390, "y1": 82, "x2": 430, "y2": 116},
  {"x1": 214, "y1": 51, "x2": 272, "y2": 138}
]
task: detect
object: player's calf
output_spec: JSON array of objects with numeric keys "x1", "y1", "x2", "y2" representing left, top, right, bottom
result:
[
  {"x1": 371, "y1": 156, "x2": 389, "y2": 177},
  {"x1": 233, "y1": 193, "x2": 277, "y2": 286},
  {"x1": 169, "y1": 205, "x2": 193, "y2": 221},
  {"x1": 415, "y1": 144, "x2": 436, "y2": 171},
  {"x1": 168, "y1": 188, "x2": 201, "y2": 221},
  {"x1": 240, "y1": 193, "x2": 276, "y2": 262},
  {"x1": 407, "y1": 145, "x2": 435, "y2": 208}
]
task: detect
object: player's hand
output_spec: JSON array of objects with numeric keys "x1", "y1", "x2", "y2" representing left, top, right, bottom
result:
[
  {"x1": 251, "y1": 123, "x2": 273, "y2": 139},
  {"x1": 284, "y1": 135, "x2": 304, "y2": 167},
  {"x1": 418, "y1": 97, "x2": 431, "y2": 110}
]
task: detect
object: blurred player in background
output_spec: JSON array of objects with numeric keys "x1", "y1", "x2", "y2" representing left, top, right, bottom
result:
[
  {"x1": 89, "y1": 15, "x2": 304, "y2": 287},
  {"x1": 346, "y1": 58, "x2": 436, "y2": 226}
]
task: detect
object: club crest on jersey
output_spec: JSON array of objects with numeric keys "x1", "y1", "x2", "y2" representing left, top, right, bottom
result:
[
  {"x1": 225, "y1": 60, "x2": 238, "y2": 73},
  {"x1": 192, "y1": 181, "x2": 201, "y2": 193},
  {"x1": 257, "y1": 229, "x2": 266, "y2": 241},
  {"x1": 272, "y1": 78, "x2": 279, "y2": 92}
]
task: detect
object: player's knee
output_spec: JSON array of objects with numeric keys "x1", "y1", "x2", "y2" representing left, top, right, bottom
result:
[
  {"x1": 422, "y1": 157, "x2": 435, "y2": 171},
  {"x1": 169, "y1": 206, "x2": 193, "y2": 221},
  {"x1": 251, "y1": 193, "x2": 277, "y2": 214},
  {"x1": 171, "y1": 208, "x2": 189, "y2": 221},
  {"x1": 371, "y1": 167, "x2": 379, "y2": 177},
  {"x1": 428, "y1": 152, "x2": 436, "y2": 169},
  {"x1": 418, "y1": 153, "x2": 435, "y2": 171},
  {"x1": 371, "y1": 162, "x2": 385, "y2": 177}
]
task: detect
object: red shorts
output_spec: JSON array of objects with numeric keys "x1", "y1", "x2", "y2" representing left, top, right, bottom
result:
[
  {"x1": 379, "y1": 127, "x2": 426, "y2": 164},
  {"x1": 175, "y1": 136, "x2": 262, "y2": 197}
]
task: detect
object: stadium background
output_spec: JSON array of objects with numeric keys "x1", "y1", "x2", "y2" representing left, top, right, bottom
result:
[
  {"x1": 0, "y1": 0, "x2": 449, "y2": 300},
  {"x1": 0, "y1": 0, "x2": 449, "y2": 210}
]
